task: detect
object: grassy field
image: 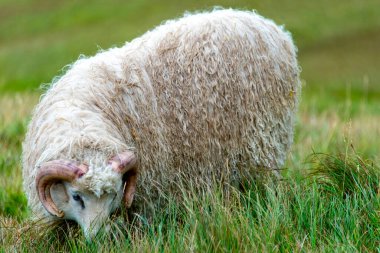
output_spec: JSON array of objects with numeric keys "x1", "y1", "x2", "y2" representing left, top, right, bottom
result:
[{"x1": 1, "y1": 0, "x2": 379, "y2": 251}]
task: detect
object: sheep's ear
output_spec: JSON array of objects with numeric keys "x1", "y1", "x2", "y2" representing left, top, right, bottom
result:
[
  {"x1": 122, "y1": 168, "x2": 137, "y2": 208},
  {"x1": 50, "y1": 182, "x2": 69, "y2": 208}
]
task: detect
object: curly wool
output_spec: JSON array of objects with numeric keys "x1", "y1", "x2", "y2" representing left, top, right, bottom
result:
[
  {"x1": 76, "y1": 152, "x2": 123, "y2": 198},
  {"x1": 23, "y1": 9, "x2": 301, "y2": 219}
]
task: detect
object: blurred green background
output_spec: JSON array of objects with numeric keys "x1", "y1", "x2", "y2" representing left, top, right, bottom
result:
[{"x1": 1, "y1": 0, "x2": 380, "y2": 102}]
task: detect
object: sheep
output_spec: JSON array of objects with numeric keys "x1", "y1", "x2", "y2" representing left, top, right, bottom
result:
[{"x1": 22, "y1": 8, "x2": 301, "y2": 239}]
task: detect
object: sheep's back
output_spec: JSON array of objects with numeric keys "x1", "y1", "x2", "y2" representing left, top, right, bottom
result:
[
  {"x1": 148, "y1": 10, "x2": 298, "y2": 167},
  {"x1": 124, "y1": 10, "x2": 300, "y2": 208}
]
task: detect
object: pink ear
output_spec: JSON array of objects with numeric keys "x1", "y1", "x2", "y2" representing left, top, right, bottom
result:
[
  {"x1": 109, "y1": 151, "x2": 138, "y2": 208},
  {"x1": 123, "y1": 169, "x2": 138, "y2": 208}
]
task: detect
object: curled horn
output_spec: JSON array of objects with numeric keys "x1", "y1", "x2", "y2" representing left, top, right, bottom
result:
[
  {"x1": 109, "y1": 151, "x2": 138, "y2": 208},
  {"x1": 36, "y1": 160, "x2": 88, "y2": 218}
]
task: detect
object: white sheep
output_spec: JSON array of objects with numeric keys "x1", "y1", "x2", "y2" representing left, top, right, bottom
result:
[{"x1": 22, "y1": 9, "x2": 300, "y2": 239}]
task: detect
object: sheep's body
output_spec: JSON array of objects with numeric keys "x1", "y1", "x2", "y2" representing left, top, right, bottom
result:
[{"x1": 23, "y1": 9, "x2": 300, "y2": 219}]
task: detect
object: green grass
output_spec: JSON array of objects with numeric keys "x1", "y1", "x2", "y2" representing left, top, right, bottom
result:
[
  {"x1": 0, "y1": 0, "x2": 379, "y2": 251},
  {"x1": 2, "y1": 152, "x2": 379, "y2": 251}
]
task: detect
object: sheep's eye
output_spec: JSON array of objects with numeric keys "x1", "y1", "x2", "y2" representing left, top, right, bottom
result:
[
  {"x1": 73, "y1": 194, "x2": 81, "y2": 201},
  {"x1": 72, "y1": 194, "x2": 85, "y2": 209}
]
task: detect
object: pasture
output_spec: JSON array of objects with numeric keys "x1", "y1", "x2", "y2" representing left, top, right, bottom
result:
[{"x1": 1, "y1": 0, "x2": 379, "y2": 251}]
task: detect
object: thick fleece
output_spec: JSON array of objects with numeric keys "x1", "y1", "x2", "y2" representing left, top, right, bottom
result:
[{"x1": 23, "y1": 9, "x2": 301, "y2": 219}]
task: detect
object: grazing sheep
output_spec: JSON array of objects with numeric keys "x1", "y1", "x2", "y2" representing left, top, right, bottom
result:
[{"x1": 22, "y1": 9, "x2": 301, "y2": 239}]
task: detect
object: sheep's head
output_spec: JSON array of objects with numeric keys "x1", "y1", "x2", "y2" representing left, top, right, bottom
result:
[{"x1": 35, "y1": 151, "x2": 138, "y2": 239}]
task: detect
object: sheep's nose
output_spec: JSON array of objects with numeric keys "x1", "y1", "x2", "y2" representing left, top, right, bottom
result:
[
  {"x1": 82, "y1": 217, "x2": 104, "y2": 241},
  {"x1": 105, "y1": 224, "x2": 111, "y2": 233},
  {"x1": 84, "y1": 224, "x2": 102, "y2": 241}
]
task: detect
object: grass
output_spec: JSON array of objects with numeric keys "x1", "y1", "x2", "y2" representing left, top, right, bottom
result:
[
  {"x1": 1, "y1": 151, "x2": 379, "y2": 251},
  {"x1": 0, "y1": 0, "x2": 379, "y2": 251}
]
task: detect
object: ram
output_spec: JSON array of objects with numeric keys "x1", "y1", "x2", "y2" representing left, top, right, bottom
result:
[{"x1": 22, "y1": 9, "x2": 300, "y2": 239}]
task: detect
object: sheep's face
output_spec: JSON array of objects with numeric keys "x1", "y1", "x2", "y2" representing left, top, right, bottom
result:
[
  {"x1": 35, "y1": 151, "x2": 138, "y2": 239},
  {"x1": 50, "y1": 181, "x2": 123, "y2": 239}
]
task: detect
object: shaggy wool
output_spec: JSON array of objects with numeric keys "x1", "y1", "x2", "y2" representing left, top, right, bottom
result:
[{"x1": 23, "y1": 9, "x2": 301, "y2": 219}]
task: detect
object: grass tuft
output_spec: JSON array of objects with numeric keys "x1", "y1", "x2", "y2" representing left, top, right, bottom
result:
[{"x1": 308, "y1": 146, "x2": 380, "y2": 198}]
